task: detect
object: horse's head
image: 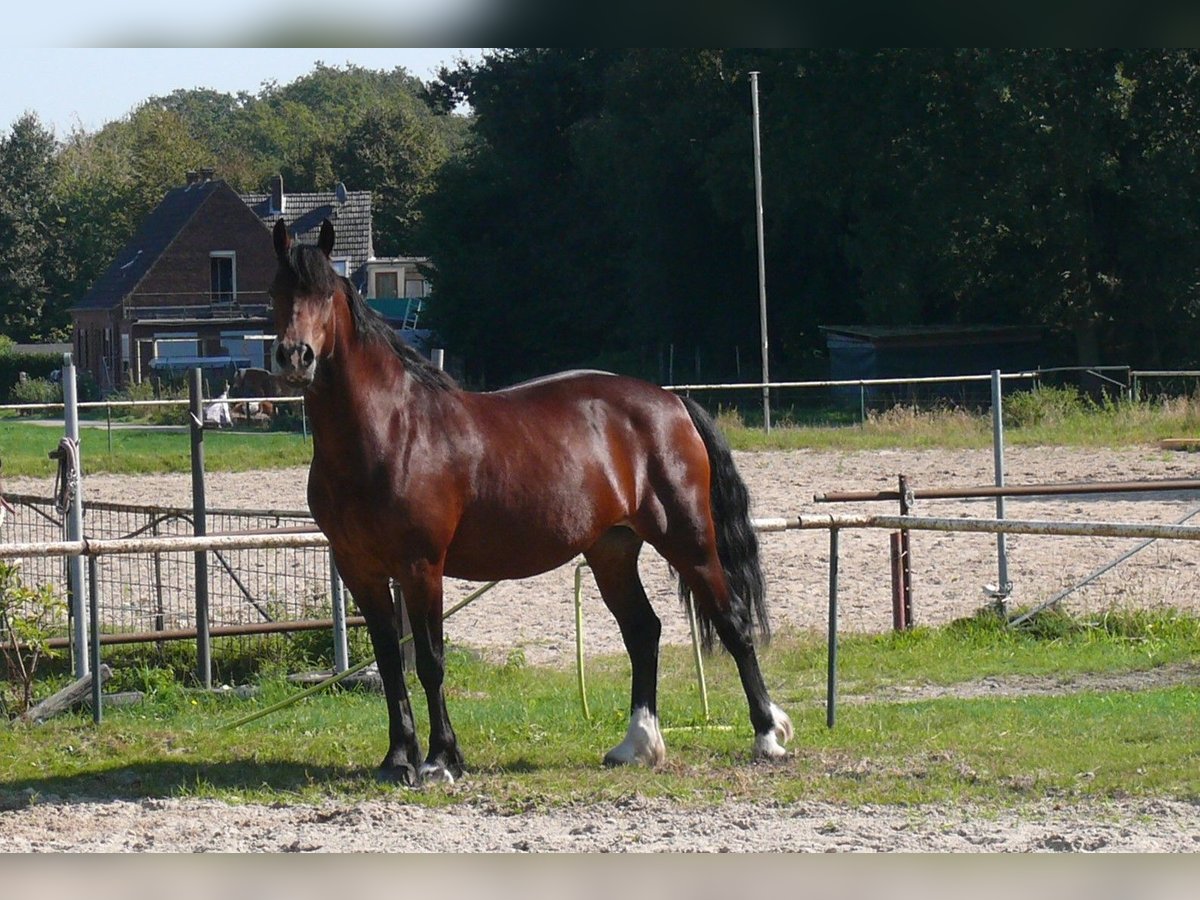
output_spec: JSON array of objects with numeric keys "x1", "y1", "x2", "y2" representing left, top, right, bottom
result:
[{"x1": 270, "y1": 218, "x2": 339, "y2": 387}]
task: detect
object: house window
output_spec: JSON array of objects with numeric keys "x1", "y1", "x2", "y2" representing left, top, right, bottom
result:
[
  {"x1": 405, "y1": 274, "x2": 430, "y2": 298},
  {"x1": 374, "y1": 271, "x2": 399, "y2": 299},
  {"x1": 331, "y1": 257, "x2": 350, "y2": 278},
  {"x1": 210, "y1": 252, "x2": 236, "y2": 301}
]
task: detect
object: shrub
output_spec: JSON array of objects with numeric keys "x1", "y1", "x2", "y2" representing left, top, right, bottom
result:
[
  {"x1": 1003, "y1": 385, "x2": 1087, "y2": 428},
  {"x1": 0, "y1": 561, "x2": 67, "y2": 718},
  {"x1": 9, "y1": 377, "x2": 62, "y2": 408},
  {"x1": 108, "y1": 381, "x2": 189, "y2": 426}
]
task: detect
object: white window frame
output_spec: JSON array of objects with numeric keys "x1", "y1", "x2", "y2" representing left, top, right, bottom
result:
[
  {"x1": 331, "y1": 257, "x2": 351, "y2": 278},
  {"x1": 210, "y1": 251, "x2": 237, "y2": 301},
  {"x1": 372, "y1": 268, "x2": 402, "y2": 299}
]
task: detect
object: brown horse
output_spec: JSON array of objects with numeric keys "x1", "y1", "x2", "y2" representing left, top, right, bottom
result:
[
  {"x1": 229, "y1": 366, "x2": 289, "y2": 420},
  {"x1": 269, "y1": 218, "x2": 792, "y2": 785}
]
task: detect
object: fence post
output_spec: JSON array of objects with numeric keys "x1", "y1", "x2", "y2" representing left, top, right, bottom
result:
[
  {"x1": 62, "y1": 353, "x2": 89, "y2": 678},
  {"x1": 88, "y1": 555, "x2": 102, "y2": 724},
  {"x1": 826, "y1": 527, "x2": 839, "y2": 729},
  {"x1": 152, "y1": 519, "x2": 165, "y2": 636},
  {"x1": 329, "y1": 555, "x2": 348, "y2": 673},
  {"x1": 189, "y1": 368, "x2": 212, "y2": 689},
  {"x1": 989, "y1": 369, "x2": 1012, "y2": 607},
  {"x1": 897, "y1": 473, "x2": 914, "y2": 628}
]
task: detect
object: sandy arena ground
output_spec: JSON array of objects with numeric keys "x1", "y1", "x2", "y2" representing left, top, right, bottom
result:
[
  {"x1": 3, "y1": 445, "x2": 1199, "y2": 851},
  {"x1": 10, "y1": 444, "x2": 1200, "y2": 663}
]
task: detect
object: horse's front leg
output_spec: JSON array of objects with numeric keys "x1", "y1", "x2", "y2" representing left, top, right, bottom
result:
[
  {"x1": 343, "y1": 572, "x2": 423, "y2": 785},
  {"x1": 399, "y1": 560, "x2": 465, "y2": 783}
]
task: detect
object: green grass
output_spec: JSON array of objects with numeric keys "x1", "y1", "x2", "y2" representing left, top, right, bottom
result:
[
  {"x1": 719, "y1": 391, "x2": 1200, "y2": 452},
  {"x1": 0, "y1": 420, "x2": 312, "y2": 478},
  {"x1": 3, "y1": 391, "x2": 1200, "y2": 476},
  {"x1": 3, "y1": 610, "x2": 1197, "y2": 810}
]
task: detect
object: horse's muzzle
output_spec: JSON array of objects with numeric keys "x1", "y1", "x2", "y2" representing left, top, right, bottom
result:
[{"x1": 273, "y1": 339, "x2": 317, "y2": 385}]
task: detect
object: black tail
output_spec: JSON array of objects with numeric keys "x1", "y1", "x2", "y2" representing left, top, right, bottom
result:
[{"x1": 679, "y1": 397, "x2": 769, "y2": 652}]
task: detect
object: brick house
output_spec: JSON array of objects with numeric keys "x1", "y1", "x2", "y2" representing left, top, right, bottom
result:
[{"x1": 70, "y1": 172, "x2": 400, "y2": 391}]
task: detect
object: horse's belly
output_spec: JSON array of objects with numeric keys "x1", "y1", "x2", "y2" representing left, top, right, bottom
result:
[{"x1": 443, "y1": 508, "x2": 611, "y2": 581}]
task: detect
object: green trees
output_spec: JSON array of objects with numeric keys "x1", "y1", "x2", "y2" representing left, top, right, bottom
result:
[
  {"x1": 0, "y1": 61, "x2": 461, "y2": 343},
  {"x1": 0, "y1": 113, "x2": 59, "y2": 340},
  {"x1": 419, "y1": 49, "x2": 1200, "y2": 386},
  {"x1": 7, "y1": 52, "x2": 1200, "y2": 379}
]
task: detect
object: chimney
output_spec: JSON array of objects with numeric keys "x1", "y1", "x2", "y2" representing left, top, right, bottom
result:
[
  {"x1": 199, "y1": 167, "x2": 215, "y2": 182},
  {"x1": 185, "y1": 171, "x2": 200, "y2": 185},
  {"x1": 270, "y1": 174, "x2": 285, "y2": 214}
]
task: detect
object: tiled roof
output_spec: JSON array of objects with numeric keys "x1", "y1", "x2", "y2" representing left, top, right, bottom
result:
[
  {"x1": 73, "y1": 178, "x2": 376, "y2": 312},
  {"x1": 241, "y1": 188, "x2": 374, "y2": 287},
  {"x1": 73, "y1": 179, "x2": 227, "y2": 310}
]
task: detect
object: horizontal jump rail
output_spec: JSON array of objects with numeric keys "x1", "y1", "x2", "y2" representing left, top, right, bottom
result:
[
  {"x1": 44, "y1": 615, "x2": 371, "y2": 650},
  {"x1": 0, "y1": 529, "x2": 328, "y2": 559},
  {"x1": 663, "y1": 371, "x2": 1039, "y2": 393},
  {"x1": 5, "y1": 511, "x2": 1200, "y2": 562},
  {"x1": 815, "y1": 478, "x2": 1200, "y2": 504},
  {"x1": 759, "y1": 514, "x2": 1200, "y2": 541}
]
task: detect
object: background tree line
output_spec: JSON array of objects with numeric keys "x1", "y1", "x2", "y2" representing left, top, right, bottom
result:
[
  {"x1": 0, "y1": 62, "x2": 465, "y2": 343},
  {"x1": 5, "y1": 50, "x2": 1200, "y2": 388}
]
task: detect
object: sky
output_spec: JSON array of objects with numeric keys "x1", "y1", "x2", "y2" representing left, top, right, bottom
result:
[{"x1": 0, "y1": 47, "x2": 482, "y2": 137}]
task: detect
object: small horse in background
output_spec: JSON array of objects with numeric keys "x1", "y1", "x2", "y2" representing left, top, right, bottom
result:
[
  {"x1": 229, "y1": 367, "x2": 282, "y2": 422},
  {"x1": 269, "y1": 218, "x2": 792, "y2": 785}
]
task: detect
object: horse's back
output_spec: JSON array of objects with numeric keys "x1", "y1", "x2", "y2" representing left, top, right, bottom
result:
[{"x1": 485, "y1": 370, "x2": 682, "y2": 415}]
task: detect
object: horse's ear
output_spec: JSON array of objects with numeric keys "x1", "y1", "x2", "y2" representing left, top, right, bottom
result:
[
  {"x1": 318, "y1": 219, "x2": 336, "y2": 258},
  {"x1": 273, "y1": 219, "x2": 291, "y2": 258}
]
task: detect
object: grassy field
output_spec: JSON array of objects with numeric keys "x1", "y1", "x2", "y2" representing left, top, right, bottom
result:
[
  {"x1": 0, "y1": 420, "x2": 313, "y2": 478},
  {"x1": 720, "y1": 389, "x2": 1200, "y2": 452},
  {"x1": 2, "y1": 610, "x2": 1197, "y2": 810},
  {"x1": 3, "y1": 387, "x2": 1198, "y2": 477}
]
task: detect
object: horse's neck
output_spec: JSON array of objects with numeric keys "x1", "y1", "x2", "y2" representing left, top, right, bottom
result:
[{"x1": 308, "y1": 341, "x2": 450, "y2": 458}]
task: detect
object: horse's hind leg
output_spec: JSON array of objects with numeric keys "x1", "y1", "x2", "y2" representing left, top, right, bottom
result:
[
  {"x1": 656, "y1": 545, "x2": 792, "y2": 760},
  {"x1": 584, "y1": 527, "x2": 666, "y2": 767}
]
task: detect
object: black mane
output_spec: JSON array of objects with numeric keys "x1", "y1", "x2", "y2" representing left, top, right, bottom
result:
[{"x1": 278, "y1": 243, "x2": 456, "y2": 392}]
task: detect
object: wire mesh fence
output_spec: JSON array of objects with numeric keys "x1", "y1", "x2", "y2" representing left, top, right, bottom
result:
[{"x1": 2, "y1": 494, "x2": 334, "y2": 653}]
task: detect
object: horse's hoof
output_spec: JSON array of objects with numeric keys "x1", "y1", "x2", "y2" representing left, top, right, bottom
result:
[
  {"x1": 376, "y1": 762, "x2": 420, "y2": 787},
  {"x1": 752, "y1": 703, "x2": 793, "y2": 760},
  {"x1": 604, "y1": 708, "x2": 666, "y2": 767},
  {"x1": 418, "y1": 762, "x2": 456, "y2": 785}
]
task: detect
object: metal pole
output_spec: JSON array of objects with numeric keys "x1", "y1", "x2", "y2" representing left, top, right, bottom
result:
[
  {"x1": 826, "y1": 527, "x2": 839, "y2": 729},
  {"x1": 682, "y1": 580, "x2": 711, "y2": 721},
  {"x1": 152, "y1": 520, "x2": 165, "y2": 636},
  {"x1": 889, "y1": 531, "x2": 905, "y2": 631},
  {"x1": 330, "y1": 555, "x2": 348, "y2": 673},
  {"x1": 88, "y1": 556, "x2": 101, "y2": 724},
  {"x1": 990, "y1": 370, "x2": 1012, "y2": 605},
  {"x1": 432, "y1": 348, "x2": 445, "y2": 371},
  {"x1": 189, "y1": 368, "x2": 211, "y2": 689},
  {"x1": 750, "y1": 70, "x2": 771, "y2": 433},
  {"x1": 573, "y1": 563, "x2": 591, "y2": 721},
  {"x1": 63, "y1": 353, "x2": 89, "y2": 678},
  {"x1": 898, "y1": 474, "x2": 914, "y2": 628}
]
